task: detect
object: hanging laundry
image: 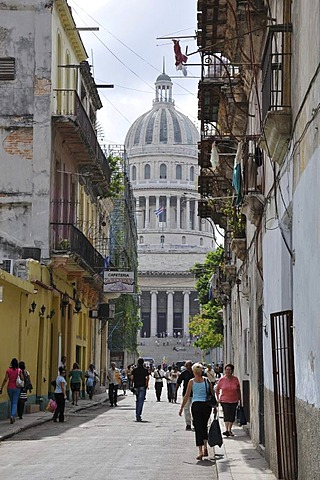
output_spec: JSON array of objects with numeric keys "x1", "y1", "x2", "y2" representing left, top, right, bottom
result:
[
  {"x1": 210, "y1": 142, "x2": 219, "y2": 170},
  {"x1": 254, "y1": 146, "x2": 263, "y2": 167},
  {"x1": 232, "y1": 141, "x2": 243, "y2": 206},
  {"x1": 173, "y1": 40, "x2": 188, "y2": 75}
]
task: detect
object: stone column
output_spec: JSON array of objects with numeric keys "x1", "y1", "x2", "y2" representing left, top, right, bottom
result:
[
  {"x1": 135, "y1": 197, "x2": 140, "y2": 229},
  {"x1": 150, "y1": 290, "x2": 158, "y2": 336},
  {"x1": 186, "y1": 199, "x2": 190, "y2": 230},
  {"x1": 183, "y1": 291, "x2": 190, "y2": 336},
  {"x1": 177, "y1": 196, "x2": 181, "y2": 229},
  {"x1": 166, "y1": 196, "x2": 170, "y2": 229},
  {"x1": 194, "y1": 200, "x2": 198, "y2": 230},
  {"x1": 145, "y1": 196, "x2": 149, "y2": 229},
  {"x1": 155, "y1": 196, "x2": 160, "y2": 227},
  {"x1": 166, "y1": 290, "x2": 174, "y2": 336}
]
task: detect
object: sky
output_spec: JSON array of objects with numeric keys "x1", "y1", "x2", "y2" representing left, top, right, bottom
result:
[{"x1": 68, "y1": 0, "x2": 200, "y2": 146}]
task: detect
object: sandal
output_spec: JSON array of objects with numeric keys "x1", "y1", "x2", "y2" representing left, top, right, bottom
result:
[{"x1": 196, "y1": 454, "x2": 203, "y2": 461}]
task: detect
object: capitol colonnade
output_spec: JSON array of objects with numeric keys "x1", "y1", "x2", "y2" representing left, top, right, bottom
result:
[
  {"x1": 141, "y1": 288, "x2": 198, "y2": 338},
  {"x1": 135, "y1": 194, "x2": 211, "y2": 233}
]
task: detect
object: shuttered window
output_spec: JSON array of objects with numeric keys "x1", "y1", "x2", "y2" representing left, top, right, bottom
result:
[{"x1": 0, "y1": 57, "x2": 15, "y2": 80}]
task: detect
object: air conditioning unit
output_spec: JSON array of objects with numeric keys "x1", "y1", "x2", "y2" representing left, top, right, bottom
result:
[{"x1": 0, "y1": 259, "x2": 14, "y2": 275}]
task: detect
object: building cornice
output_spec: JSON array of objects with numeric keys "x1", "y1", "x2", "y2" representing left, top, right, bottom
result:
[{"x1": 55, "y1": 0, "x2": 87, "y2": 62}]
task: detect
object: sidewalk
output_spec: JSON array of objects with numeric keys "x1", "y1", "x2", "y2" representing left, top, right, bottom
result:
[
  {"x1": 0, "y1": 390, "x2": 109, "y2": 442},
  {"x1": 0, "y1": 391, "x2": 277, "y2": 480},
  {"x1": 214, "y1": 409, "x2": 277, "y2": 480}
]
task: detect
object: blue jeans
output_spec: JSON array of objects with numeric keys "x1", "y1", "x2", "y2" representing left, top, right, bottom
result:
[
  {"x1": 135, "y1": 387, "x2": 146, "y2": 420},
  {"x1": 7, "y1": 388, "x2": 20, "y2": 417}
]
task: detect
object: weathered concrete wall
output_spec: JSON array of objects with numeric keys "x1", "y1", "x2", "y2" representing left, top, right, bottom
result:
[
  {"x1": 263, "y1": 386, "x2": 279, "y2": 478},
  {"x1": 295, "y1": 398, "x2": 320, "y2": 479},
  {"x1": 0, "y1": 2, "x2": 52, "y2": 257}
]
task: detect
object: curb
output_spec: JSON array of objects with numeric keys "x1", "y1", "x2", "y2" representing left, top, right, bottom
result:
[{"x1": 0, "y1": 395, "x2": 109, "y2": 442}]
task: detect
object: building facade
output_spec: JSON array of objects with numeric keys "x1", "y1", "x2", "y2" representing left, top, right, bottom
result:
[
  {"x1": 0, "y1": 0, "x2": 126, "y2": 415},
  {"x1": 125, "y1": 72, "x2": 214, "y2": 338},
  {"x1": 197, "y1": 1, "x2": 320, "y2": 479}
]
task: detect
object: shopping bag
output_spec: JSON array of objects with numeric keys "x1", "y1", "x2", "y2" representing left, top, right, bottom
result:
[
  {"x1": 208, "y1": 414, "x2": 223, "y2": 447},
  {"x1": 238, "y1": 405, "x2": 247, "y2": 426},
  {"x1": 46, "y1": 399, "x2": 57, "y2": 413}
]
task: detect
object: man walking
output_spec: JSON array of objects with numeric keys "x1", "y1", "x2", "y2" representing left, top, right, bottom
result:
[
  {"x1": 107, "y1": 362, "x2": 121, "y2": 407},
  {"x1": 153, "y1": 364, "x2": 165, "y2": 401},
  {"x1": 131, "y1": 358, "x2": 149, "y2": 422},
  {"x1": 176, "y1": 360, "x2": 194, "y2": 430}
]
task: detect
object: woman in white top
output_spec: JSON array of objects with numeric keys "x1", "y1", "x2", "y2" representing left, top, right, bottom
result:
[
  {"x1": 170, "y1": 366, "x2": 180, "y2": 403},
  {"x1": 179, "y1": 363, "x2": 216, "y2": 460},
  {"x1": 53, "y1": 366, "x2": 67, "y2": 423}
]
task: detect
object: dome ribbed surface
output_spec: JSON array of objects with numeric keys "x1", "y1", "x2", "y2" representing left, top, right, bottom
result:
[{"x1": 125, "y1": 104, "x2": 198, "y2": 149}]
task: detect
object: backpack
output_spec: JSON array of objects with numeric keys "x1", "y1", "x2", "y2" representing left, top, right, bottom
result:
[{"x1": 23, "y1": 371, "x2": 33, "y2": 391}]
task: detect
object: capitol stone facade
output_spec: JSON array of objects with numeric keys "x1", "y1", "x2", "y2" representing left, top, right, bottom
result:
[{"x1": 124, "y1": 71, "x2": 213, "y2": 338}]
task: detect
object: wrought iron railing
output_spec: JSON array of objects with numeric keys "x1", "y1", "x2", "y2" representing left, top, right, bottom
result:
[
  {"x1": 262, "y1": 32, "x2": 291, "y2": 119},
  {"x1": 50, "y1": 223, "x2": 105, "y2": 273},
  {"x1": 53, "y1": 89, "x2": 111, "y2": 182},
  {"x1": 201, "y1": 54, "x2": 240, "y2": 81}
]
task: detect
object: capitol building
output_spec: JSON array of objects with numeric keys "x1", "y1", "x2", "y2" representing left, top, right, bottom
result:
[{"x1": 124, "y1": 71, "x2": 213, "y2": 338}]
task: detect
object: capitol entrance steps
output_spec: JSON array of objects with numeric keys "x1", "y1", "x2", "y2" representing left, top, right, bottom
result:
[{"x1": 136, "y1": 335, "x2": 203, "y2": 366}]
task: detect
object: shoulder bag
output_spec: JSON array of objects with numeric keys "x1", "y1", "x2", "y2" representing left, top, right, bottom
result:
[
  {"x1": 16, "y1": 370, "x2": 25, "y2": 388},
  {"x1": 204, "y1": 378, "x2": 217, "y2": 408}
]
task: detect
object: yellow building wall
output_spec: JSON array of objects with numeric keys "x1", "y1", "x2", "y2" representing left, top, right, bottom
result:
[{"x1": 0, "y1": 260, "x2": 99, "y2": 419}]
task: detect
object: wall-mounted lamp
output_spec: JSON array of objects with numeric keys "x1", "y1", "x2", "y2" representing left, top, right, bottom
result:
[
  {"x1": 39, "y1": 305, "x2": 46, "y2": 316},
  {"x1": 29, "y1": 301, "x2": 37, "y2": 313},
  {"x1": 74, "y1": 298, "x2": 82, "y2": 313},
  {"x1": 47, "y1": 309, "x2": 55, "y2": 320},
  {"x1": 61, "y1": 292, "x2": 70, "y2": 308}
]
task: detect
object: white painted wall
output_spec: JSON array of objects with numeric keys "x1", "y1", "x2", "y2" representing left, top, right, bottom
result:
[{"x1": 293, "y1": 147, "x2": 320, "y2": 405}]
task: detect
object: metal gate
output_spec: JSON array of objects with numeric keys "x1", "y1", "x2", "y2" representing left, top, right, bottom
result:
[
  {"x1": 258, "y1": 306, "x2": 265, "y2": 446},
  {"x1": 270, "y1": 310, "x2": 298, "y2": 479}
]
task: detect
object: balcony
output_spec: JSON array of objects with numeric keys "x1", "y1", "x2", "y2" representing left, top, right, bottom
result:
[
  {"x1": 53, "y1": 89, "x2": 111, "y2": 194},
  {"x1": 197, "y1": 0, "x2": 228, "y2": 54},
  {"x1": 198, "y1": 200, "x2": 227, "y2": 229},
  {"x1": 50, "y1": 223, "x2": 105, "y2": 276},
  {"x1": 231, "y1": 237, "x2": 247, "y2": 262},
  {"x1": 260, "y1": 28, "x2": 292, "y2": 164}
]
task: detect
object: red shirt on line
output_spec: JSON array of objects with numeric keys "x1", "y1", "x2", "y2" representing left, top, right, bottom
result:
[{"x1": 216, "y1": 375, "x2": 241, "y2": 403}]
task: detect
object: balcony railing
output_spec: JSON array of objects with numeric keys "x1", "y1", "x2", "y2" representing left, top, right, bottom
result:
[
  {"x1": 53, "y1": 89, "x2": 111, "y2": 183},
  {"x1": 201, "y1": 54, "x2": 240, "y2": 82},
  {"x1": 50, "y1": 223, "x2": 104, "y2": 274},
  {"x1": 262, "y1": 30, "x2": 292, "y2": 119}
]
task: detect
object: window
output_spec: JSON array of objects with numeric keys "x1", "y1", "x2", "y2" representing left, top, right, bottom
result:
[
  {"x1": 200, "y1": 237, "x2": 203, "y2": 246},
  {"x1": 182, "y1": 236, "x2": 186, "y2": 244},
  {"x1": 190, "y1": 166, "x2": 195, "y2": 182},
  {"x1": 144, "y1": 164, "x2": 150, "y2": 179},
  {"x1": 160, "y1": 235, "x2": 165, "y2": 244},
  {"x1": 160, "y1": 163, "x2": 167, "y2": 179},
  {"x1": 0, "y1": 57, "x2": 15, "y2": 81},
  {"x1": 132, "y1": 165, "x2": 137, "y2": 181},
  {"x1": 139, "y1": 235, "x2": 144, "y2": 244},
  {"x1": 176, "y1": 165, "x2": 182, "y2": 180}
]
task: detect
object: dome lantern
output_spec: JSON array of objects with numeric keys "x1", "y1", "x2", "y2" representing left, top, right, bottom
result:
[{"x1": 154, "y1": 60, "x2": 173, "y2": 105}]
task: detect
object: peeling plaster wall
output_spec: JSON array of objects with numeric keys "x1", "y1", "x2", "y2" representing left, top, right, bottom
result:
[{"x1": 0, "y1": 2, "x2": 52, "y2": 258}]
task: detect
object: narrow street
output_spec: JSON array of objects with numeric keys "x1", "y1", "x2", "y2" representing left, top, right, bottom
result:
[{"x1": 0, "y1": 383, "x2": 217, "y2": 480}]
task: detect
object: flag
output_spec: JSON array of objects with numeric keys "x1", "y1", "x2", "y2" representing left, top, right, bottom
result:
[{"x1": 154, "y1": 206, "x2": 165, "y2": 217}]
